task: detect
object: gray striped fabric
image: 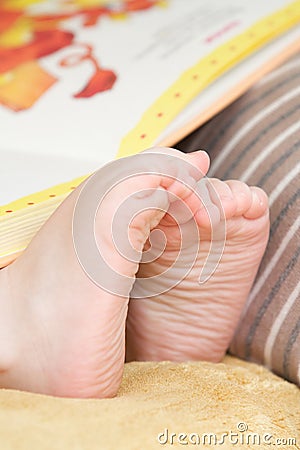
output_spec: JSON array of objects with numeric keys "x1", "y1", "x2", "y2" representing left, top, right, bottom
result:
[{"x1": 177, "y1": 53, "x2": 300, "y2": 386}]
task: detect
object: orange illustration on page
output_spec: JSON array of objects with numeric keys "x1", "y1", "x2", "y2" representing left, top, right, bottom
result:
[{"x1": 0, "y1": 0, "x2": 162, "y2": 112}]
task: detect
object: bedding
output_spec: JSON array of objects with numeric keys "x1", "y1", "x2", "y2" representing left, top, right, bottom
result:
[
  {"x1": 0, "y1": 357, "x2": 299, "y2": 450},
  {"x1": 178, "y1": 51, "x2": 300, "y2": 387}
]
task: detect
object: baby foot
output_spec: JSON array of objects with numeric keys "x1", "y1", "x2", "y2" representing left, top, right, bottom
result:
[
  {"x1": 126, "y1": 178, "x2": 270, "y2": 363},
  {"x1": 0, "y1": 148, "x2": 209, "y2": 398}
]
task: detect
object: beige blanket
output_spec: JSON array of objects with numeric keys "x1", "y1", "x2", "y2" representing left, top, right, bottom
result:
[{"x1": 0, "y1": 356, "x2": 299, "y2": 449}]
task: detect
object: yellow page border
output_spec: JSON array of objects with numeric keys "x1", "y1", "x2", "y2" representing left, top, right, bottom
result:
[{"x1": 1, "y1": 0, "x2": 299, "y2": 217}]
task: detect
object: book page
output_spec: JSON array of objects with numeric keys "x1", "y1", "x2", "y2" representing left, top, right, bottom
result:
[
  {"x1": 0, "y1": 0, "x2": 298, "y2": 206},
  {"x1": 158, "y1": 25, "x2": 300, "y2": 144}
]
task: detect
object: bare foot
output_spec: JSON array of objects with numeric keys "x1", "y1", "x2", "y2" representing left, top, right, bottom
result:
[
  {"x1": 126, "y1": 178, "x2": 270, "y2": 363},
  {"x1": 0, "y1": 148, "x2": 209, "y2": 398}
]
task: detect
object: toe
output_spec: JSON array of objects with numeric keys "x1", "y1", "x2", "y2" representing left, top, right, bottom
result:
[
  {"x1": 244, "y1": 186, "x2": 269, "y2": 219},
  {"x1": 186, "y1": 150, "x2": 210, "y2": 178},
  {"x1": 194, "y1": 177, "x2": 237, "y2": 229},
  {"x1": 144, "y1": 147, "x2": 210, "y2": 181},
  {"x1": 206, "y1": 178, "x2": 237, "y2": 219},
  {"x1": 225, "y1": 180, "x2": 252, "y2": 216}
]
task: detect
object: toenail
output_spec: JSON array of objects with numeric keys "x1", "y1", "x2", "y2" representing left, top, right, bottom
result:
[{"x1": 252, "y1": 189, "x2": 266, "y2": 209}]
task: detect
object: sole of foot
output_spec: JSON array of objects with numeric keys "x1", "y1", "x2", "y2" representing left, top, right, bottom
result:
[
  {"x1": 0, "y1": 147, "x2": 209, "y2": 398},
  {"x1": 126, "y1": 177, "x2": 270, "y2": 363}
]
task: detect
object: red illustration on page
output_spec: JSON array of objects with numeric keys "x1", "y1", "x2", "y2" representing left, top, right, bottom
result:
[{"x1": 0, "y1": 0, "x2": 160, "y2": 111}]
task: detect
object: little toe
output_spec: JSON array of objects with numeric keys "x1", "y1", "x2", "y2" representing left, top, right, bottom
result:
[{"x1": 244, "y1": 186, "x2": 269, "y2": 220}]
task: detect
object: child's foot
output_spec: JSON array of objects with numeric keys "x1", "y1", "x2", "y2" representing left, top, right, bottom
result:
[
  {"x1": 0, "y1": 148, "x2": 209, "y2": 398},
  {"x1": 126, "y1": 178, "x2": 270, "y2": 363}
]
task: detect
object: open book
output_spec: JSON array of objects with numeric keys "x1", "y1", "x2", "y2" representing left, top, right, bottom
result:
[{"x1": 0, "y1": 0, "x2": 300, "y2": 268}]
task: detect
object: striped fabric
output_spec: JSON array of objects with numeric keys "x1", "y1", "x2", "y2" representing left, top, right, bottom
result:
[{"x1": 177, "y1": 53, "x2": 300, "y2": 386}]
